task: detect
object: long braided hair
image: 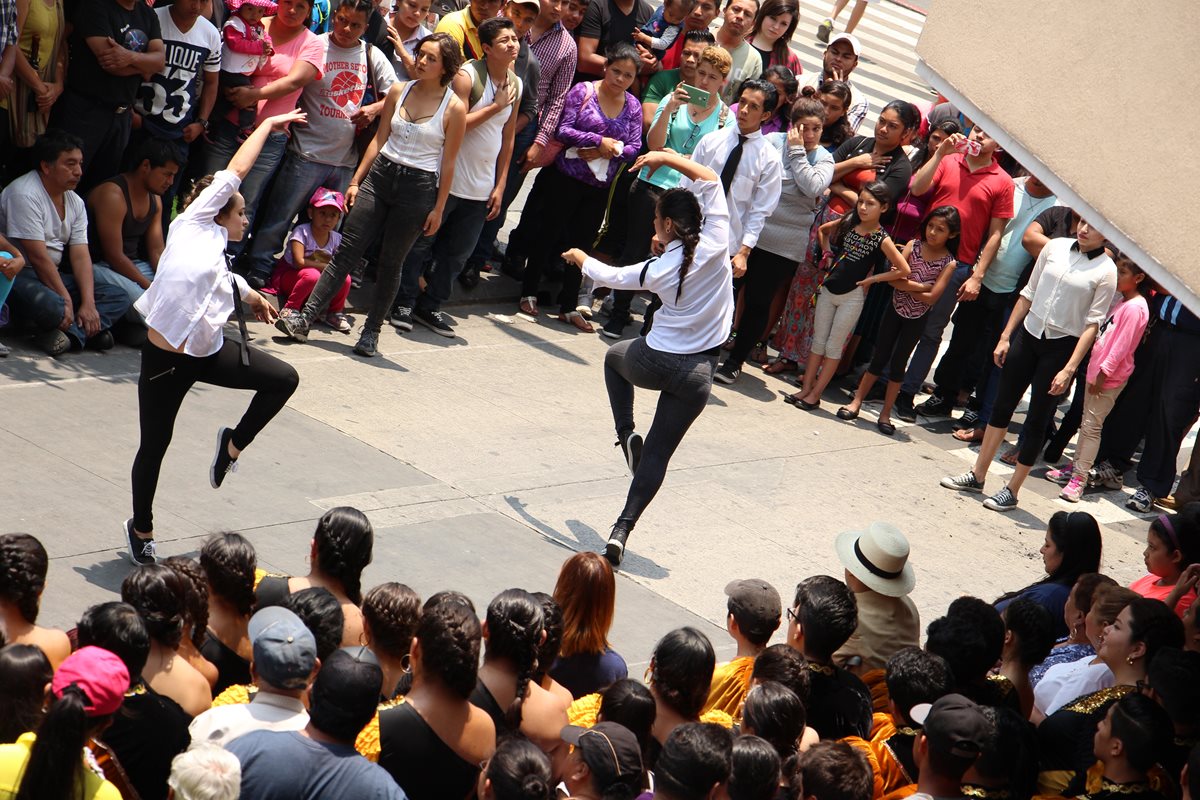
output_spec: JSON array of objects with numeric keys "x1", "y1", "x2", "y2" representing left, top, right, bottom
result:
[
  {"x1": 655, "y1": 189, "x2": 704, "y2": 303},
  {"x1": 485, "y1": 589, "x2": 545, "y2": 731},
  {"x1": 312, "y1": 507, "x2": 374, "y2": 606},
  {"x1": 0, "y1": 533, "x2": 49, "y2": 625},
  {"x1": 199, "y1": 531, "x2": 257, "y2": 618},
  {"x1": 163, "y1": 557, "x2": 210, "y2": 650}
]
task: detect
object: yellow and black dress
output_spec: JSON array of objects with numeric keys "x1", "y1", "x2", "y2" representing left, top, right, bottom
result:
[{"x1": 1036, "y1": 685, "x2": 1135, "y2": 797}]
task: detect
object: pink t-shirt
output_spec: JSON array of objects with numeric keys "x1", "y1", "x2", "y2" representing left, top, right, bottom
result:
[
  {"x1": 1129, "y1": 572, "x2": 1196, "y2": 618},
  {"x1": 1087, "y1": 294, "x2": 1149, "y2": 388},
  {"x1": 252, "y1": 21, "x2": 325, "y2": 126}
]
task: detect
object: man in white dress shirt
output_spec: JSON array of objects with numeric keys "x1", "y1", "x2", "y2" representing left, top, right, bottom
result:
[{"x1": 689, "y1": 78, "x2": 783, "y2": 279}]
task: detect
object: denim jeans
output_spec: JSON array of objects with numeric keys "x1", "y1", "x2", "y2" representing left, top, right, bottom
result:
[
  {"x1": 467, "y1": 113, "x2": 538, "y2": 267},
  {"x1": 93, "y1": 259, "x2": 156, "y2": 306},
  {"x1": 8, "y1": 267, "x2": 132, "y2": 345},
  {"x1": 243, "y1": 152, "x2": 354, "y2": 281},
  {"x1": 898, "y1": 261, "x2": 971, "y2": 393},
  {"x1": 201, "y1": 127, "x2": 289, "y2": 256},
  {"x1": 605, "y1": 337, "x2": 718, "y2": 524},
  {"x1": 300, "y1": 158, "x2": 438, "y2": 334},
  {"x1": 397, "y1": 194, "x2": 488, "y2": 314}
]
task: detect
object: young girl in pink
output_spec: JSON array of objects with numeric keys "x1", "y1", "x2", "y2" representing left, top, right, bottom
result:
[
  {"x1": 220, "y1": 0, "x2": 277, "y2": 138},
  {"x1": 1127, "y1": 509, "x2": 1198, "y2": 618},
  {"x1": 271, "y1": 188, "x2": 352, "y2": 332},
  {"x1": 1048, "y1": 255, "x2": 1151, "y2": 502}
]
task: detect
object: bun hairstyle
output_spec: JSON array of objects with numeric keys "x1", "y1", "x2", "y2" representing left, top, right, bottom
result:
[
  {"x1": 121, "y1": 564, "x2": 188, "y2": 650},
  {"x1": 1001, "y1": 598, "x2": 1056, "y2": 668},
  {"x1": 0, "y1": 533, "x2": 49, "y2": 625},
  {"x1": 485, "y1": 736, "x2": 554, "y2": 800},
  {"x1": 417, "y1": 591, "x2": 481, "y2": 699},
  {"x1": 649, "y1": 627, "x2": 716, "y2": 720},
  {"x1": 312, "y1": 506, "x2": 374, "y2": 606},
  {"x1": 164, "y1": 557, "x2": 210, "y2": 651},
  {"x1": 485, "y1": 589, "x2": 545, "y2": 730},
  {"x1": 655, "y1": 189, "x2": 703, "y2": 303},
  {"x1": 282, "y1": 587, "x2": 345, "y2": 662},
  {"x1": 200, "y1": 531, "x2": 257, "y2": 618},
  {"x1": 605, "y1": 41, "x2": 641, "y2": 71}
]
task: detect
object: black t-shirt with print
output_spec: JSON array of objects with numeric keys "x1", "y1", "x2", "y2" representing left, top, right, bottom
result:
[
  {"x1": 575, "y1": 0, "x2": 653, "y2": 81},
  {"x1": 66, "y1": 0, "x2": 162, "y2": 105}
]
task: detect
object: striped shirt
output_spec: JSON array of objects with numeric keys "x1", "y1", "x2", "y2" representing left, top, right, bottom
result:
[{"x1": 527, "y1": 22, "x2": 578, "y2": 149}]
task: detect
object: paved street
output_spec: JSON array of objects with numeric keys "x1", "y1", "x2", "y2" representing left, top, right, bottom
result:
[{"x1": 0, "y1": 3, "x2": 1180, "y2": 668}]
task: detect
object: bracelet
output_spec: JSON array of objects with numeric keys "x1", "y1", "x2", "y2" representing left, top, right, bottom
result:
[{"x1": 348, "y1": 183, "x2": 359, "y2": 188}]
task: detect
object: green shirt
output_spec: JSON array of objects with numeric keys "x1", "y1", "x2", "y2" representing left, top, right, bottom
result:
[{"x1": 643, "y1": 68, "x2": 682, "y2": 106}]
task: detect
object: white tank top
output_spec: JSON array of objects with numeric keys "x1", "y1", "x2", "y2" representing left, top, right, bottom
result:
[
  {"x1": 450, "y1": 65, "x2": 520, "y2": 202},
  {"x1": 379, "y1": 82, "x2": 455, "y2": 173}
]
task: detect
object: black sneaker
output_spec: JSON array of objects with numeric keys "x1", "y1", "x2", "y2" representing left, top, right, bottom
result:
[
  {"x1": 895, "y1": 393, "x2": 917, "y2": 423},
  {"x1": 210, "y1": 427, "x2": 238, "y2": 489},
  {"x1": 940, "y1": 470, "x2": 985, "y2": 493},
  {"x1": 617, "y1": 431, "x2": 643, "y2": 475},
  {"x1": 917, "y1": 393, "x2": 954, "y2": 417},
  {"x1": 983, "y1": 486, "x2": 1019, "y2": 512},
  {"x1": 600, "y1": 315, "x2": 629, "y2": 340},
  {"x1": 955, "y1": 409, "x2": 980, "y2": 429},
  {"x1": 605, "y1": 521, "x2": 632, "y2": 567},
  {"x1": 275, "y1": 312, "x2": 309, "y2": 342},
  {"x1": 414, "y1": 308, "x2": 455, "y2": 337},
  {"x1": 123, "y1": 518, "x2": 157, "y2": 565},
  {"x1": 714, "y1": 362, "x2": 741, "y2": 385},
  {"x1": 353, "y1": 329, "x2": 379, "y2": 357},
  {"x1": 390, "y1": 306, "x2": 414, "y2": 332},
  {"x1": 86, "y1": 330, "x2": 116, "y2": 351}
]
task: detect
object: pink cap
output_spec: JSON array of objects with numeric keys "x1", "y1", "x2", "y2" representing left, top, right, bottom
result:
[
  {"x1": 310, "y1": 187, "x2": 347, "y2": 213},
  {"x1": 230, "y1": 0, "x2": 280, "y2": 12},
  {"x1": 51, "y1": 646, "x2": 130, "y2": 717}
]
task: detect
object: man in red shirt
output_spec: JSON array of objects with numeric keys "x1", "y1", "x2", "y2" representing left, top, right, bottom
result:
[{"x1": 894, "y1": 125, "x2": 1015, "y2": 420}]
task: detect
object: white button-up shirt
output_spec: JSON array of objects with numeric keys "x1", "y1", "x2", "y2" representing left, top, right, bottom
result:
[
  {"x1": 1020, "y1": 237, "x2": 1117, "y2": 339},
  {"x1": 135, "y1": 170, "x2": 254, "y2": 357},
  {"x1": 689, "y1": 125, "x2": 782, "y2": 257},
  {"x1": 188, "y1": 690, "x2": 309, "y2": 747}
]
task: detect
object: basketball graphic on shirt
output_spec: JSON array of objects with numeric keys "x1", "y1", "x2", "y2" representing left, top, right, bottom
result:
[
  {"x1": 124, "y1": 28, "x2": 150, "y2": 53},
  {"x1": 329, "y1": 70, "x2": 364, "y2": 109}
]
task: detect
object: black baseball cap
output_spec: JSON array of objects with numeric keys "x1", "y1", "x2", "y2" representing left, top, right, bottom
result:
[
  {"x1": 724, "y1": 579, "x2": 782, "y2": 639},
  {"x1": 562, "y1": 722, "x2": 643, "y2": 789},
  {"x1": 909, "y1": 693, "x2": 991, "y2": 760}
]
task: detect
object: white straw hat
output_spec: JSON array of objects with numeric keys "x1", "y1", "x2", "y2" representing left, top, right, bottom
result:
[{"x1": 834, "y1": 521, "x2": 916, "y2": 597}]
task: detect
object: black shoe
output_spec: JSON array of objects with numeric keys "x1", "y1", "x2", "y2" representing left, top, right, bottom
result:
[
  {"x1": 275, "y1": 312, "x2": 309, "y2": 342},
  {"x1": 86, "y1": 330, "x2": 115, "y2": 351},
  {"x1": 917, "y1": 393, "x2": 954, "y2": 417},
  {"x1": 895, "y1": 393, "x2": 917, "y2": 423},
  {"x1": 210, "y1": 427, "x2": 238, "y2": 489},
  {"x1": 605, "y1": 520, "x2": 633, "y2": 567},
  {"x1": 389, "y1": 306, "x2": 414, "y2": 332},
  {"x1": 500, "y1": 250, "x2": 526, "y2": 280},
  {"x1": 353, "y1": 329, "x2": 379, "y2": 357},
  {"x1": 458, "y1": 268, "x2": 481, "y2": 290},
  {"x1": 247, "y1": 273, "x2": 268, "y2": 291},
  {"x1": 123, "y1": 518, "x2": 157, "y2": 565},
  {"x1": 714, "y1": 362, "x2": 741, "y2": 385},
  {"x1": 617, "y1": 431, "x2": 643, "y2": 475},
  {"x1": 600, "y1": 315, "x2": 629, "y2": 340},
  {"x1": 414, "y1": 307, "x2": 455, "y2": 337}
]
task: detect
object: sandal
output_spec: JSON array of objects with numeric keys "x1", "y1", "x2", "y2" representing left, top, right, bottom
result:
[
  {"x1": 519, "y1": 296, "x2": 539, "y2": 317},
  {"x1": 953, "y1": 427, "x2": 985, "y2": 443},
  {"x1": 559, "y1": 311, "x2": 594, "y2": 333},
  {"x1": 836, "y1": 407, "x2": 859, "y2": 420},
  {"x1": 999, "y1": 444, "x2": 1020, "y2": 466},
  {"x1": 748, "y1": 343, "x2": 769, "y2": 364},
  {"x1": 877, "y1": 419, "x2": 897, "y2": 436},
  {"x1": 763, "y1": 358, "x2": 797, "y2": 375}
]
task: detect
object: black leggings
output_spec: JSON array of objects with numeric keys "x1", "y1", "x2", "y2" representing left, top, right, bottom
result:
[
  {"x1": 727, "y1": 248, "x2": 797, "y2": 366},
  {"x1": 988, "y1": 325, "x2": 1078, "y2": 467},
  {"x1": 131, "y1": 340, "x2": 299, "y2": 532},
  {"x1": 867, "y1": 304, "x2": 927, "y2": 379},
  {"x1": 604, "y1": 337, "x2": 718, "y2": 525}
]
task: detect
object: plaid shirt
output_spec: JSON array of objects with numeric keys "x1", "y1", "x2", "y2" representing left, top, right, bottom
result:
[
  {"x1": 527, "y1": 21, "x2": 577, "y2": 148},
  {"x1": 0, "y1": 0, "x2": 16, "y2": 49}
]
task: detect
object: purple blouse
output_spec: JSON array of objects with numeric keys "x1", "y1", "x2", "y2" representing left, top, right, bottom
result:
[{"x1": 553, "y1": 80, "x2": 642, "y2": 188}]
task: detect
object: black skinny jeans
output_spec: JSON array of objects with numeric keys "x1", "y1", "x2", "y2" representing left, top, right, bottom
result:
[
  {"x1": 131, "y1": 340, "x2": 299, "y2": 532},
  {"x1": 727, "y1": 248, "x2": 797, "y2": 367},
  {"x1": 867, "y1": 304, "x2": 927, "y2": 379},
  {"x1": 605, "y1": 337, "x2": 718, "y2": 525},
  {"x1": 988, "y1": 325, "x2": 1078, "y2": 468},
  {"x1": 301, "y1": 159, "x2": 438, "y2": 334}
]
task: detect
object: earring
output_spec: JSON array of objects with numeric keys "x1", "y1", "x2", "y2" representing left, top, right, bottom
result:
[
  {"x1": 1126, "y1": 655, "x2": 1136, "y2": 665},
  {"x1": 401, "y1": 654, "x2": 412, "y2": 674}
]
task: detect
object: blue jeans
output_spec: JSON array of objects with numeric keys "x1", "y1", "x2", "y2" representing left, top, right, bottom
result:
[
  {"x1": 397, "y1": 194, "x2": 488, "y2": 313},
  {"x1": 898, "y1": 261, "x2": 971, "y2": 394},
  {"x1": 0, "y1": 273, "x2": 12, "y2": 310},
  {"x1": 93, "y1": 259, "x2": 156, "y2": 306},
  {"x1": 243, "y1": 152, "x2": 354, "y2": 282},
  {"x1": 201, "y1": 127, "x2": 289, "y2": 256},
  {"x1": 8, "y1": 267, "x2": 131, "y2": 345},
  {"x1": 468, "y1": 114, "x2": 538, "y2": 267}
]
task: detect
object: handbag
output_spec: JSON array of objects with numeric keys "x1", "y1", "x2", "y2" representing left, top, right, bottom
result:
[
  {"x1": 528, "y1": 80, "x2": 596, "y2": 171},
  {"x1": 10, "y1": 4, "x2": 65, "y2": 148},
  {"x1": 354, "y1": 42, "x2": 383, "y2": 156}
]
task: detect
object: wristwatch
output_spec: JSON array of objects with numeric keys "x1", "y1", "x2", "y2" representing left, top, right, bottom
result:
[{"x1": 198, "y1": 118, "x2": 210, "y2": 131}]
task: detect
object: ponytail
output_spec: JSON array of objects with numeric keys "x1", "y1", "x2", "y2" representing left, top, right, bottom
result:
[{"x1": 15, "y1": 686, "x2": 111, "y2": 800}]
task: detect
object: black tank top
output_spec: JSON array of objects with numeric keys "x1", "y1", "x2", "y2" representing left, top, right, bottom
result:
[
  {"x1": 378, "y1": 702, "x2": 481, "y2": 800},
  {"x1": 199, "y1": 630, "x2": 252, "y2": 695},
  {"x1": 88, "y1": 174, "x2": 159, "y2": 262},
  {"x1": 469, "y1": 678, "x2": 509, "y2": 736}
]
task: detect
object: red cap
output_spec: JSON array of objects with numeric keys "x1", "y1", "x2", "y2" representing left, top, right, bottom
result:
[{"x1": 51, "y1": 646, "x2": 130, "y2": 717}]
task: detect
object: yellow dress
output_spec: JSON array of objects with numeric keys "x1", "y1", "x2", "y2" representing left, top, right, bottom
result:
[{"x1": 702, "y1": 656, "x2": 755, "y2": 717}]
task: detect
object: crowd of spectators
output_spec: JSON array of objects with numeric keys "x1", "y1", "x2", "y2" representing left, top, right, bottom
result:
[{"x1": 0, "y1": 505, "x2": 1197, "y2": 799}]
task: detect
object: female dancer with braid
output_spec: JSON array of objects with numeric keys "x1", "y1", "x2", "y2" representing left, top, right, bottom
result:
[{"x1": 562, "y1": 151, "x2": 729, "y2": 567}]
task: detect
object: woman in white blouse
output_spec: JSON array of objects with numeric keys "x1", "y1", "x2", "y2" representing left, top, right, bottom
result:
[
  {"x1": 561, "y1": 150, "x2": 728, "y2": 568},
  {"x1": 125, "y1": 111, "x2": 306, "y2": 567},
  {"x1": 940, "y1": 219, "x2": 1117, "y2": 513}
]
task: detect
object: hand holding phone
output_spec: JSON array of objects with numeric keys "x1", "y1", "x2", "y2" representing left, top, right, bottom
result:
[{"x1": 681, "y1": 83, "x2": 709, "y2": 107}]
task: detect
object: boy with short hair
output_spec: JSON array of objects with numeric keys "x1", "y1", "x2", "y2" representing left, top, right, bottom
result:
[{"x1": 704, "y1": 579, "x2": 781, "y2": 716}]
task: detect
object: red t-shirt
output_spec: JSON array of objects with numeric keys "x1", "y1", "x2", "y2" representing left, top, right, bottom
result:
[
  {"x1": 1130, "y1": 573, "x2": 1196, "y2": 618},
  {"x1": 927, "y1": 153, "x2": 1015, "y2": 265},
  {"x1": 661, "y1": 33, "x2": 685, "y2": 69}
]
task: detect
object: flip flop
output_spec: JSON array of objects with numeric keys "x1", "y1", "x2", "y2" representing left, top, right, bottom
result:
[
  {"x1": 953, "y1": 427, "x2": 985, "y2": 443},
  {"x1": 763, "y1": 359, "x2": 797, "y2": 375}
]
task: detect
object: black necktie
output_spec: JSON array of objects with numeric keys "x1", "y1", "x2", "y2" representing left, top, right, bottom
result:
[
  {"x1": 720, "y1": 135, "x2": 748, "y2": 196},
  {"x1": 226, "y1": 255, "x2": 251, "y2": 367}
]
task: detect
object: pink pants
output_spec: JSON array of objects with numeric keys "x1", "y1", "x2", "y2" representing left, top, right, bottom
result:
[{"x1": 276, "y1": 266, "x2": 350, "y2": 313}]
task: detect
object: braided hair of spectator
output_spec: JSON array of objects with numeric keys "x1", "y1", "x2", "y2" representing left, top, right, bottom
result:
[
  {"x1": 164, "y1": 556, "x2": 210, "y2": 651},
  {"x1": 313, "y1": 506, "x2": 374, "y2": 606},
  {"x1": 121, "y1": 564, "x2": 188, "y2": 650},
  {"x1": 363, "y1": 582, "x2": 422, "y2": 695},
  {"x1": 486, "y1": 589, "x2": 546, "y2": 730},
  {"x1": 485, "y1": 736, "x2": 554, "y2": 800},
  {"x1": 200, "y1": 531, "x2": 257, "y2": 618},
  {"x1": 0, "y1": 533, "x2": 49, "y2": 625},
  {"x1": 417, "y1": 591, "x2": 482, "y2": 699}
]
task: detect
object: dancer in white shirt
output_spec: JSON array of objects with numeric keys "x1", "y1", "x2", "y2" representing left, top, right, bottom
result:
[
  {"x1": 124, "y1": 112, "x2": 306, "y2": 567},
  {"x1": 562, "y1": 150, "x2": 728, "y2": 567}
]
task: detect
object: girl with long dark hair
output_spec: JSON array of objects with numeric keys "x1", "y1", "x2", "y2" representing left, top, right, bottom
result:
[
  {"x1": 747, "y1": 0, "x2": 802, "y2": 73},
  {"x1": 561, "y1": 151, "x2": 728, "y2": 567},
  {"x1": 198, "y1": 531, "x2": 257, "y2": 694},
  {"x1": 0, "y1": 644, "x2": 53, "y2": 744}
]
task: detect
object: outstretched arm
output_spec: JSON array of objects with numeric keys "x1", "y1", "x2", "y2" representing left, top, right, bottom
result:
[
  {"x1": 633, "y1": 149, "x2": 717, "y2": 184},
  {"x1": 226, "y1": 110, "x2": 307, "y2": 179}
]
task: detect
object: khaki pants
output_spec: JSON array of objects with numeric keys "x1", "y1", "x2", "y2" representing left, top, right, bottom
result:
[{"x1": 1074, "y1": 381, "x2": 1126, "y2": 477}]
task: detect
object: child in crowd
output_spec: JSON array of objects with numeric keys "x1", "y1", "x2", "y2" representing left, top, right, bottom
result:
[
  {"x1": 1089, "y1": 693, "x2": 1174, "y2": 800},
  {"x1": 271, "y1": 188, "x2": 352, "y2": 332},
  {"x1": 1047, "y1": 255, "x2": 1151, "y2": 501},
  {"x1": 788, "y1": 181, "x2": 909, "y2": 411},
  {"x1": 633, "y1": 0, "x2": 696, "y2": 59},
  {"x1": 220, "y1": 0, "x2": 277, "y2": 139},
  {"x1": 1128, "y1": 505, "x2": 1199, "y2": 618},
  {"x1": 838, "y1": 206, "x2": 959, "y2": 435}
]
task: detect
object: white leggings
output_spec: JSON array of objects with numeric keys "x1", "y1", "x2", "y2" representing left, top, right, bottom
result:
[{"x1": 810, "y1": 287, "x2": 866, "y2": 359}]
